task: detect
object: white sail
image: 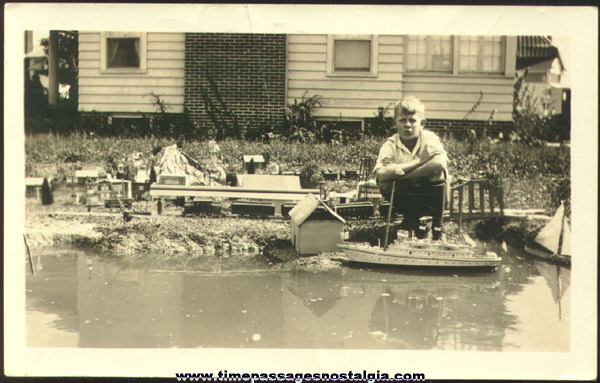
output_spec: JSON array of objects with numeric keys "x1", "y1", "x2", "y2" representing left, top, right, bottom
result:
[
  {"x1": 535, "y1": 203, "x2": 565, "y2": 254},
  {"x1": 560, "y1": 217, "x2": 571, "y2": 256}
]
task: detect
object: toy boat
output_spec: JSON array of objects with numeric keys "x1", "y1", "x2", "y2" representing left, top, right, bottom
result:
[
  {"x1": 339, "y1": 179, "x2": 501, "y2": 270},
  {"x1": 524, "y1": 201, "x2": 571, "y2": 266},
  {"x1": 337, "y1": 238, "x2": 502, "y2": 270}
]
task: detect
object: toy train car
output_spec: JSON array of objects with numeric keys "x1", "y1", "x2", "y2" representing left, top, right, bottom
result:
[
  {"x1": 231, "y1": 200, "x2": 276, "y2": 218},
  {"x1": 104, "y1": 198, "x2": 133, "y2": 209},
  {"x1": 183, "y1": 199, "x2": 222, "y2": 216},
  {"x1": 334, "y1": 201, "x2": 375, "y2": 219},
  {"x1": 378, "y1": 202, "x2": 391, "y2": 217}
]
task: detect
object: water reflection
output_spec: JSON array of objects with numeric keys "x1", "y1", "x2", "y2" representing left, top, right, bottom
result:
[{"x1": 26, "y1": 245, "x2": 570, "y2": 351}]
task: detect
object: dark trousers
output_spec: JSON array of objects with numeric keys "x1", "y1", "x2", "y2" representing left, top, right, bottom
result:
[{"x1": 381, "y1": 179, "x2": 446, "y2": 239}]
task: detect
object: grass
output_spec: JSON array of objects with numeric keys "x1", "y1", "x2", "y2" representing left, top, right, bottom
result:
[{"x1": 25, "y1": 133, "x2": 570, "y2": 213}]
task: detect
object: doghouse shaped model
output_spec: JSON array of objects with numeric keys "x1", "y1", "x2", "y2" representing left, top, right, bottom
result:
[
  {"x1": 242, "y1": 155, "x2": 265, "y2": 174},
  {"x1": 289, "y1": 194, "x2": 345, "y2": 255}
]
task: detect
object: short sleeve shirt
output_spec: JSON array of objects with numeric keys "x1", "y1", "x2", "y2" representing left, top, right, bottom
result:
[{"x1": 373, "y1": 129, "x2": 448, "y2": 181}]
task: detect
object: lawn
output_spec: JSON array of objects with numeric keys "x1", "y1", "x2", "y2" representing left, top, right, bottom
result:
[{"x1": 25, "y1": 133, "x2": 570, "y2": 214}]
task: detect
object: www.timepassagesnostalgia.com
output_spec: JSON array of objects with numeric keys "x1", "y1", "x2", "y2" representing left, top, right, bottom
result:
[{"x1": 175, "y1": 370, "x2": 426, "y2": 382}]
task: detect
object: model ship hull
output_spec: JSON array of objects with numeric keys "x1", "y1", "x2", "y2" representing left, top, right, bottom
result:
[
  {"x1": 524, "y1": 202, "x2": 571, "y2": 266},
  {"x1": 338, "y1": 243, "x2": 502, "y2": 270},
  {"x1": 524, "y1": 245, "x2": 571, "y2": 266}
]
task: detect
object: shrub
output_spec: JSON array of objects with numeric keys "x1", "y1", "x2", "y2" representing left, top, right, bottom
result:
[
  {"x1": 284, "y1": 92, "x2": 322, "y2": 143},
  {"x1": 299, "y1": 162, "x2": 322, "y2": 189},
  {"x1": 41, "y1": 178, "x2": 53, "y2": 205},
  {"x1": 511, "y1": 70, "x2": 563, "y2": 144}
]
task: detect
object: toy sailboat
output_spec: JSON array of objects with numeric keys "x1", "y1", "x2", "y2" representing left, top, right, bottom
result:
[{"x1": 524, "y1": 201, "x2": 571, "y2": 266}]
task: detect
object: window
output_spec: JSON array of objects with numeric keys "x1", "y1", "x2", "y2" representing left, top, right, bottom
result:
[
  {"x1": 406, "y1": 35, "x2": 453, "y2": 72},
  {"x1": 101, "y1": 32, "x2": 147, "y2": 73},
  {"x1": 327, "y1": 35, "x2": 378, "y2": 76},
  {"x1": 107, "y1": 38, "x2": 140, "y2": 68},
  {"x1": 458, "y1": 36, "x2": 504, "y2": 73}
]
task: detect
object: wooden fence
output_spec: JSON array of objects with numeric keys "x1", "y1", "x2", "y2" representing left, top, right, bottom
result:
[{"x1": 448, "y1": 178, "x2": 504, "y2": 231}]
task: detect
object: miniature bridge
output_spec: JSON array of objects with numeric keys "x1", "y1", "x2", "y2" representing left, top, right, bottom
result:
[{"x1": 446, "y1": 178, "x2": 504, "y2": 230}]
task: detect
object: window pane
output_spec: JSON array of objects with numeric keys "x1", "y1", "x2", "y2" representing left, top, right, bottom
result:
[
  {"x1": 482, "y1": 56, "x2": 492, "y2": 72},
  {"x1": 407, "y1": 55, "x2": 417, "y2": 69},
  {"x1": 107, "y1": 38, "x2": 140, "y2": 68},
  {"x1": 334, "y1": 40, "x2": 371, "y2": 71},
  {"x1": 430, "y1": 38, "x2": 452, "y2": 71},
  {"x1": 407, "y1": 35, "x2": 451, "y2": 71},
  {"x1": 480, "y1": 37, "x2": 503, "y2": 72},
  {"x1": 407, "y1": 38, "x2": 417, "y2": 54}
]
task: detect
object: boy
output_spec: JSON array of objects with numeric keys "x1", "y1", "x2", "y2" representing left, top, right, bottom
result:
[{"x1": 373, "y1": 96, "x2": 448, "y2": 240}]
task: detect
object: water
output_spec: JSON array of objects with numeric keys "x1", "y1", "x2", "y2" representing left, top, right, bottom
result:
[{"x1": 26, "y1": 244, "x2": 570, "y2": 351}]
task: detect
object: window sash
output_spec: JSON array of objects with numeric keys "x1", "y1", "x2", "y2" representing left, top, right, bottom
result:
[
  {"x1": 100, "y1": 32, "x2": 147, "y2": 73},
  {"x1": 458, "y1": 36, "x2": 504, "y2": 73},
  {"x1": 327, "y1": 35, "x2": 378, "y2": 77},
  {"x1": 406, "y1": 35, "x2": 453, "y2": 72},
  {"x1": 107, "y1": 38, "x2": 140, "y2": 68},
  {"x1": 334, "y1": 40, "x2": 371, "y2": 72}
]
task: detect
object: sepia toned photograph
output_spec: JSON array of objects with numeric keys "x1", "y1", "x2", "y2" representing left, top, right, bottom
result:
[{"x1": 5, "y1": 3, "x2": 597, "y2": 380}]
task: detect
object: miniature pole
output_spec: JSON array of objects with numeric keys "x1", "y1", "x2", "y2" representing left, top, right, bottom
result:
[
  {"x1": 24, "y1": 234, "x2": 35, "y2": 276},
  {"x1": 383, "y1": 180, "x2": 396, "y2": 250}
]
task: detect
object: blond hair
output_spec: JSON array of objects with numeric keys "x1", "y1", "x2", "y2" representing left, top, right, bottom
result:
[{"x1": 394, "y1": 96, "x2": 426, "y2": 119}]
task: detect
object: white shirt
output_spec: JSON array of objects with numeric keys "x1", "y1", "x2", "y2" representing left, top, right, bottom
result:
[{"x1": 373, "y1": 130, "x2": 448, "y2": 181}]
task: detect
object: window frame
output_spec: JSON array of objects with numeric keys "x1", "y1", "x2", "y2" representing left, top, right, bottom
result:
[
  {"x1": 457, "y1": 35, "x2": 505, "y2": 74},
  {"x1": 315, "y1": 117, "x2": 365, "y2": 132},
  {"x1": 404, "y1": 35, "x2": 454, "y2": 73},
  {"x1": 326, "y1": 34, "x2": 378, "y2": 77},
  {"x1": 100, "y1": 32, "x2": 147, "y2": 74}
]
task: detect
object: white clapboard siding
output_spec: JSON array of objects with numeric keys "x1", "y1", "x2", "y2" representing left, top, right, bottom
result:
[
  {"x1": 288, "y1": 89, "x2": 402, "y2": 101},
  {"x1": 79, "y1": 86, "x2": 183, "y2": 96},
  {"x1": 287, "y1": 34, "x2": 403, "y2": 119},
  {"x1": 316, "y1": 107, "x2": 503, "y2": 121},
  {"x1": 79, "y1": 94, "x2": 184, "y2": 104},
  {"x1": 78, "y1": 32, "x2": 185, "y2": 113},
  {"x1": 403, "y1": 74, "x2": 514, "y2": 121},
  {"x1": 287, "y1": 33, "x2": 516, "y2": 122}
]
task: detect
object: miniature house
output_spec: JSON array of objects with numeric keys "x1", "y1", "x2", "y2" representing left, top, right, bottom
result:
[
  {"x1": 242, "y1": 155, "x2": 265, "y2": 174},
  {"x1": 289, "y1": 194, "x2": 346, "y2": 255},
  {"x1": 96, "y1": 179, "x2": 132, "y2": 201},
  {"x1": 75, "y1": 170, "x2": 99, "y2": 185},
  {"x1": 25, "y1": 177, "x2": 49, "y2": 199}
]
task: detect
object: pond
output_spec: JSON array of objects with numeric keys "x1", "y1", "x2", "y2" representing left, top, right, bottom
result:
[{"x1": 26, "y1": 244, "x2": 570, "y2": 351}]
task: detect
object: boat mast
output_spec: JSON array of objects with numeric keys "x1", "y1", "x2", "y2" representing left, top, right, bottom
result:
[{"x1": 383, "y1": 181, "x2": 396, "y2": 250}]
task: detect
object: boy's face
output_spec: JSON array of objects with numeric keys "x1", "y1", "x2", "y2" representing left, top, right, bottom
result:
[{"x1": 394, "y1": 112, "x2": 425, "y2": 141}]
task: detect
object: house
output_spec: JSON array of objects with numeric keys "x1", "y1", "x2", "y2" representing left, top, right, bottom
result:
[
  {"x1": 79, "y1": 33, "x2": 522, "y2": 136},
  {"x1": 289, "y1": 194, "x2": 345, "y2": 255},
  {"x1": 516, "y1": 36, "x2": 570, "y2": 117}
]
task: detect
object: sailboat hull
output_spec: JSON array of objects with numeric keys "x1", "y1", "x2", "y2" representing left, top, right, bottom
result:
[
  {"x1": 338, "y1": 244, "x2": 501, "y2": 270},
  {"x1": 524, "y1": 245, "x2": 571, "y2": 266}
]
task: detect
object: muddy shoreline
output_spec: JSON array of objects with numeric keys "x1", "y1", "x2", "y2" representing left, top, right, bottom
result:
[{"x1": 25, "y1": 208, "x2": 548, "y2": 273}]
